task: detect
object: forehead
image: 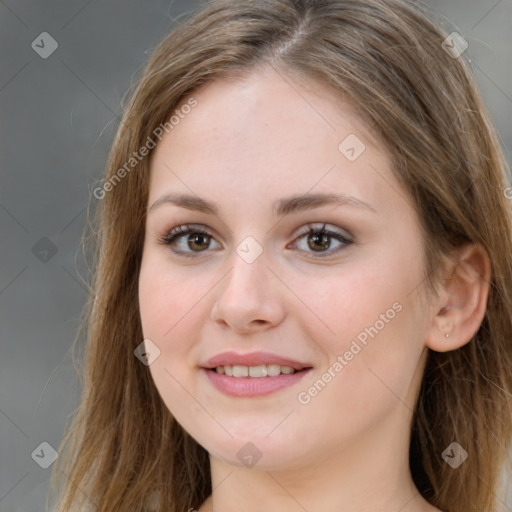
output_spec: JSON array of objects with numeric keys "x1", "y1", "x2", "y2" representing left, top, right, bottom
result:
[
  {"x1": 147, "y1": 67, "x2": 401, "y2": 218},
  {"x1": 172, "y1": 66, "x2": 384, "y2": 153}
]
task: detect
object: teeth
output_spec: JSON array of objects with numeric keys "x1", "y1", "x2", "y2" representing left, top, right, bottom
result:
[
  {"x1": 214, "y1": 364, "x2": 298, "y2": 377},
  {"x1": 267, "y1": 364, "x2": 281, "y2": 376},
  {"x1": 250, "y1": 365, "x2": 267, "y2": 377},
  {"x1": 233, "y1": 365, "x2": 248, "y2": 377}
]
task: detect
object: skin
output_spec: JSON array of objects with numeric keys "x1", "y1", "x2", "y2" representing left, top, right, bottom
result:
[{"x1": 138, "y1": 65, "x2": 490, "y2": 512}]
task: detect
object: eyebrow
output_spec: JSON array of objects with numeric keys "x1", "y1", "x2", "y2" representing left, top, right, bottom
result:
[{"x1": 148, "y1": 192, "x2": 376, "y2": 216}]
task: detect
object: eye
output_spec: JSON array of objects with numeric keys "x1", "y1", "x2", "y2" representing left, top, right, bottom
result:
[
  {"x1": 156, "y1": 224, "x2": 220, "y2": 257},
  {"x1": 156, "y1": 222, "x2": 353, "y2": 258},
  {"x1": 289, "y1": 223, "x2": 352, "y2": 257}
]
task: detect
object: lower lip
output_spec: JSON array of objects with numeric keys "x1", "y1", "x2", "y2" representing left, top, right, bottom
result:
[{"x1": 203, "y1": 368, "x2": 312, "y2": 397}]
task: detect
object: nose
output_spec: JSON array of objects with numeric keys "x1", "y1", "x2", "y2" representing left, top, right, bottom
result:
[{"x1": 210, "y1": 248, "x2": 287, "y2": 334}]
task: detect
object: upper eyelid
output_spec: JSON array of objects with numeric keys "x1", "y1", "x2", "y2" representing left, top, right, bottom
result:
[
  {"x1": 161, "y1": 223, "x2": 352, "y2": 256},
  {"x1": 164, "y1": 222, "x2": 351, "y2": 241},
  {"x1": 294, "y1": 223, "x2": 352, "y2": 239}
]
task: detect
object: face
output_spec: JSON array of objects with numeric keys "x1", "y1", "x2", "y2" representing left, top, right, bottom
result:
[{"x1": 138, "y1": 66, "x2": 432, "y2": 471}]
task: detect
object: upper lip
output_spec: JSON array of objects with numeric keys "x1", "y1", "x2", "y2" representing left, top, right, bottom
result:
[{"x1": 202, "y1": 351, "x2": 312, "y2": 371}]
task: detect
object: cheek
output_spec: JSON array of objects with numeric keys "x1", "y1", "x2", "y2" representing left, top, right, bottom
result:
[
  {"x1": 138, "y1": 253, "x2": 206, "y2": 341},
  {"x1": 138, "y1": 251, "x2": 216, "y2": 396},
  {"x1": 288, "y1": 255, "x2": 405, "y2": 345},
  {"x1": 139, "y1": 259, "x2": 193, "y2": 395},
  {"x1": 293, "y1": 252, "x2": 425, "y2": 419},
  {"x1": 138, "y1": 258, "x2": 205, "y2": 427},
  {"x1": 294, "y1": 304, "x2": 422, "y2": 445}
]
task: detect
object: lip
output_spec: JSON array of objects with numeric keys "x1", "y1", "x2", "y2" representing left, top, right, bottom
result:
[
  {"x1": 201, "y1": 351, "x2": 314, "y2": 398},
  {"x1": 202, "y1": 351, "x2": 312, "y2": 371},
  {"x1": 202, "y1": 367, "x2": 313, "y2": 397}
]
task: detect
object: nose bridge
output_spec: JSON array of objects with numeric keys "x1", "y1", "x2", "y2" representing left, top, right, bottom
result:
[
  {"x1": 223, "y1": 242, "x2": 270, "y2": 302},
  {"x1": 211, "y1": 238, "x2": 286, "y2": 330}
]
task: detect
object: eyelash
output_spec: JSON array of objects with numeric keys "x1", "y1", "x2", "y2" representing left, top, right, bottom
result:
[{"x1": 156, "y1": 223, "x2": 353, "y2": 259}]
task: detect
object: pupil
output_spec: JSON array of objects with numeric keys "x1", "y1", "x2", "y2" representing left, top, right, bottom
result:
[
  {"x1": 189, "y1": 234, "x2": 208, "y2": 250},
  {"x1": 309, "y1": 233, "x2": 329, "y2": 251}
]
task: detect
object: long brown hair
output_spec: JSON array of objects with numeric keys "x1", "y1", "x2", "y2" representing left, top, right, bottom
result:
[{"x1": 49, "y1": 1, "x2": 512, "y2": 510}]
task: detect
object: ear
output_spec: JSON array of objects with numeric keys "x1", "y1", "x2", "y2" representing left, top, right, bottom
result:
[{"x1": 425, "y1": 243, "x2": 491, "y2": 352}]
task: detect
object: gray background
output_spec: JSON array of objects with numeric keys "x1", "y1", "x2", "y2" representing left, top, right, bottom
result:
[{"x1": 1, "y1": 1, "x2": 510, "y2": 511}]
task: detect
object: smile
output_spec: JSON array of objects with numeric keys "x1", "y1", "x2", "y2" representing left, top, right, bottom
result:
[
  {"x1": 214, "y1": 364, "x2": 297, "y2": 377},
  {"x1": 203, "y1": 366, "x2": 312, "y2": 397}
]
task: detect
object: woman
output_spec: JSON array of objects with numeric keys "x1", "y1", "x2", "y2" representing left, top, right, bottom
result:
[{"x1": 49, "y1": 0, "x2": 512, "y2": 511}]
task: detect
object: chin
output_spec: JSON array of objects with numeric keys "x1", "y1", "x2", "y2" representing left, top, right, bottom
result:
[{"x1": 202, "y1": 433, "x2": 314, "y2": 472}]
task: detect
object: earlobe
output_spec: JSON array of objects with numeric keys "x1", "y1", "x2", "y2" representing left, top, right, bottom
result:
[{"x1": 425, "y1": 244, "x2": 491, "y2": 353}]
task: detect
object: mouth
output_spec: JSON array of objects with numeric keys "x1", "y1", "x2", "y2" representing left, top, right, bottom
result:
[
  {"x1": 201, "y1": 351, "x2": 313, "y2": 397},
  {"x1": 202, "y1": 351, "x2": 312, "y2": 373},
  {"x1": 207, "y1": 364, "x2": 311, "y2": 378}
]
